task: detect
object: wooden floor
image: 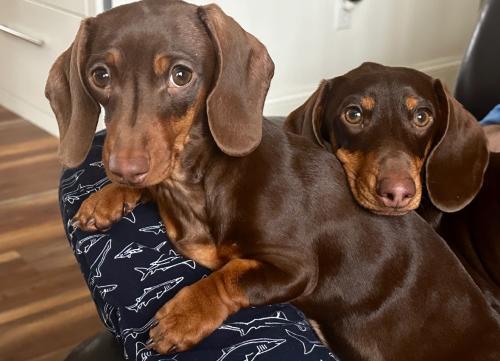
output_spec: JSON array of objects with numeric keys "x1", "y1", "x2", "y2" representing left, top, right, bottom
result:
[{"x1": 0, "y1": 106, "x2": 103, "y2": 361}]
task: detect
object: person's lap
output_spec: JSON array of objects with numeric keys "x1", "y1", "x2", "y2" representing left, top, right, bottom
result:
[{"x1": 59, "y1": 130, "x2": 338, "y2": 361}]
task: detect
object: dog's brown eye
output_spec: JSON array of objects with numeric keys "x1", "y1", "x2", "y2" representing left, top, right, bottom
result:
[
  {"x1": 344, "y1": 106, "x2": 363, "y2": 125},
  {"x1": 92, "y1": 67, "x2": 110, "y2": 88},
  {"x1": 170, "y1": 65, "x2": 193, "y2": 87},
  {"x1": 414, "y1": 109, "x2": 432, "y2": 127}
]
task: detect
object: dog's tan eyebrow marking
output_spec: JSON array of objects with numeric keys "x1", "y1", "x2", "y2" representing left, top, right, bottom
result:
[
  {"x1": 405, "y1": 96, "x2": 419, "y2": 111},
  {"x1": 154, "y1": 54, "x2": 170, "y2": 76},
  {"x1": 360, "y1": 96, "x2": 375, "y2": 110},
  {"x1": 104, "y1": 49, "x2": 121, "y2": 66}
]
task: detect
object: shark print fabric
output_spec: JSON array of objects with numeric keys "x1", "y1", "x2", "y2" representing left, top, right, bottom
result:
[{"x1": 59, "y1": 131, "x2": 339, "y2": 361}]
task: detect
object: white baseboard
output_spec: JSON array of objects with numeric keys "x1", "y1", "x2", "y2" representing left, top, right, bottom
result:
[{"x1": 264, "y1": 56, "x2": 463, "y2": 116}]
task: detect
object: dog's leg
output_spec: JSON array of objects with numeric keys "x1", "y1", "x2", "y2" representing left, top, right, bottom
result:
[
  {"x1": 149, "y1": 258, "x2": 309, "y2": 354},
  {"x1": 73, "y1": 184, "x2": 143, "y2": 232}
]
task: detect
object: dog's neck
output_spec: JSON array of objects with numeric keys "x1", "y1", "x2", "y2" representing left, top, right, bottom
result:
[
  {"x1": 146, "y1": 118, "x2": 225, "y2": 269},
  {"x1": 177, "y1": 118, "x2": 220, "y2": 183}
]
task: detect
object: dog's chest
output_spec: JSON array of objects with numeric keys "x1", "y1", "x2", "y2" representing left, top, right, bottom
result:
[{"x1": 150, "y1": 176, "x2": 229, "y2": 270}]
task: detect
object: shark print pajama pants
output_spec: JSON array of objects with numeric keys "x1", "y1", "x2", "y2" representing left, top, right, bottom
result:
[{"x1": 59, "y1": 130, "x2": 340, "y2": 361}]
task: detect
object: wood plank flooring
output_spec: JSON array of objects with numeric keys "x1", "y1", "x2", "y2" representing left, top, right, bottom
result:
[{"x1": 0, "y1": 106, "x2": 103, "y2": 361}]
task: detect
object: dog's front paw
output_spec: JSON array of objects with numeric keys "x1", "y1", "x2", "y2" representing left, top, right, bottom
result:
[
  {"x1": 148, "y1": 281, "x2": 230, "y2": 354},
  {"x1": 73, "y1": 184, "x2": 142, "y2": 232}
]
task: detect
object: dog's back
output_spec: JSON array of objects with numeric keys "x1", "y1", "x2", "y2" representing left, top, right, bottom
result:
[{"x1": 212, "y1": 119, "x2": 500, "y2": 360}]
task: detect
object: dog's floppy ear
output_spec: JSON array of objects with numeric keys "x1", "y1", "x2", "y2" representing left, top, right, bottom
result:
[
  {"x1": 284, "y1": 80, "x2": 331, "y2": 149},
  {"x1": 45, "y1": 19, "x2": 100, "y2": 168},
  {"x1": 198, "y1": 4, "x2": 274, "y2": 156},
  {"x1": 425, "y1": 80, "x2": 489, "y2": 212}
]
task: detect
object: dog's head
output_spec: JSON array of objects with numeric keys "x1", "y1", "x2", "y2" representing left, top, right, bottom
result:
[
  {"x1": 285, "y1": 62, "x2": 488, "y2": 215},
  {"x1": 45, "y1": 0, "x2": 274, "y2": 187}
]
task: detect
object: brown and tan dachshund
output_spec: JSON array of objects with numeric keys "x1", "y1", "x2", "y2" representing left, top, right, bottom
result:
[
  {"x1": 46, "y1": 2, "x2": 500, "y2": 360},
  {"x1": 284, "y1": 62, "x2": 500, "y2": 314}
]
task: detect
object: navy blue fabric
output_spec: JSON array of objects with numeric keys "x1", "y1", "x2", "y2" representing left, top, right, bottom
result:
[
  {"x1": 480, "y1": 104, "x2": 500, "y2": 125},
  {"x1": 59, "y1": 130, "x2": 339, "y2": 361}
]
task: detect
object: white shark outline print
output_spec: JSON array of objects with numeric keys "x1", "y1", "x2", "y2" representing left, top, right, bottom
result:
[
  {"x1": 139, "y1": 222, "x2": 166, "y2": 235},
  {"x1": 125, "y1": 277, "x2": 183, "y2": 313},
  {"x1": 75, "y1": 234, "x2": 109, "y2": 254},
  {"x1": 67, "y1": 218, "x2": 78, "y2": 240},
  {"x1": 114, "y1": 241, "x2": 168, "y2": 260},
  {"x1": 122, "y1": 318, "x2": 158, "y2": 342},
  {"x1": 135, "y1": 341, "x2": 154, "y2": 361},
  {"x1": 123, "y1": 210, "x2": 137, "y2": 224},
  {"x1": 99, "y1": 303, "x2": 117, "y2": 333},
  {"x1": 219, "y1": 311, "x2": 308, "y2": 336},
  {"x1": 329, "y1": 352, "x2": 341, "y2": 360},
  {"x1": 60, "y1": 169, "x2": 85, "y2": 192},
  {"x1": 94, "y1": 283, "x2": 118, "y2": 298},
  {"x1": 114, "y1": 242, "x2": 145, "y2": 259},
  {"x1": 90, "y1": 161, "x2": 104, "y2": 168},
  {"x1": 216, "y1": 338, "x2": 286, "y2": 361},
  {"x1": 152, "y1": 241, "x2": 167, "y2": 252},
  {"x1": 135, "y1": 341, "x2": 178, "y2": 361},
  {"x1": 62, "y1": 177, "x2": 111, "y2": 204},
  {"x1": 134, "y1": 250, "x2": 196, "y2": 281},
  {"x1": 88, "y1": 239, "x2": 112, "y2": 286},
  {"x1": 285, "y1": 329, "x2": 327, "y2": 355}
]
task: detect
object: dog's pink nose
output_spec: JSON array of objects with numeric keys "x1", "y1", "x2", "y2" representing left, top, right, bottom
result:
[
  {"x1": 376, "y1": 177, "x2": 416, "y2": 209},
  {"x1": 108, "y1": 154, "x2": 150, "y2": 185}
]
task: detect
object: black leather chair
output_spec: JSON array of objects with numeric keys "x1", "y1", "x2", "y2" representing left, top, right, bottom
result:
[
  {"x1": 64, "y1": 331, "x2": 124, "y2": 361},
  {"x1": 454, "y1": 0, "x2": 500, "y2": 119}
]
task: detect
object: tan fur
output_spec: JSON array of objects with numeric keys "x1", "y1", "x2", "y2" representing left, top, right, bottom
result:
[
  {"x1": 154, "y1": 54, "x2": 169, "y2": 76},
  {"x1": 361, "y1": 96, "x2": 375, "y2": 111},
  {"x1": 150, "y1": 259, "x2": 259, "y2": 353},
  {"x1": 405, "y1": 96, "x2": 418, "y2": 111},
  {"x1": 171, "y1": 107, "x2": 196, "y2": 155},
  {"x1": 336, "y1": 148, "x2": 424, "y2": 215},
  {"x1": 104, "y1": 49, "x2": 121, "y2": 67},
  {"x1": 308, "y1": 318, "x2": 328, "y2": 345},
  {"x1": 336, "y1": 149, "x2": 380, "y2": 211},
  {"x1": 73, "y1": 183, "x2": 143, "y2": 231},
  {"x1": 161, "y1": 210, "x2": 181, "y2": 241}
]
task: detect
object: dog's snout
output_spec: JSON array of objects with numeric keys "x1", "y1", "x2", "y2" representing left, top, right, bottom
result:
[
  {"x1": 109, "y1": 154, "x2": 150, "y2": 185},
  {"x1": 376, "y1": 177, "x2": 416, "y2": 209}
]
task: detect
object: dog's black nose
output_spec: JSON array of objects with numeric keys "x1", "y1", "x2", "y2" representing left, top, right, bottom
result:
[
  {"x1": 376, "y1": 177, "x2": 416, "y2": 208},
  {"x1": 109, "y1": 154, "x2": 150, "y2": 185}
]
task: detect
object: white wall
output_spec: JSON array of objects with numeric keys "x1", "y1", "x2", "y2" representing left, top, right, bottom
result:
[
  {"x1": 1, "y1": 0, "x2": 478, "y2": 136},
  {"x1": 190, "y1": 0, "x2": 481, "y2": 115}
]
